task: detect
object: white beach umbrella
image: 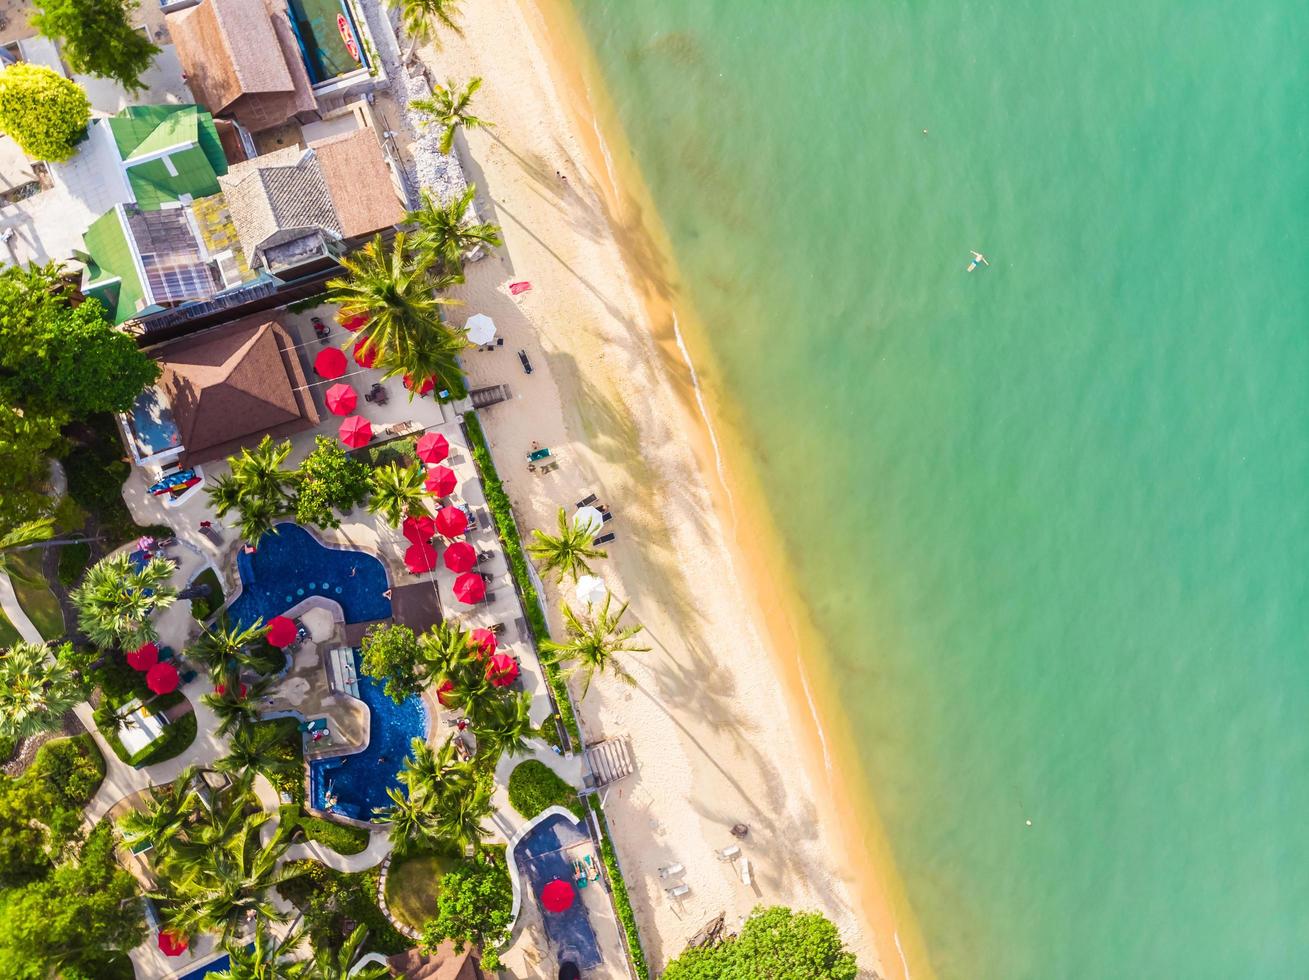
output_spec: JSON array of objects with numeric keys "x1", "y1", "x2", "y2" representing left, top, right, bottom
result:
[
  {"x1": 465, "y1": 314, "x2": 497, "y2": 345},
  {"x1": 575, "y1": 574, "x2": 607, "y2": 606},
  {"x1": 573, "y1": 506, "x2": 604, "y2": 535}
]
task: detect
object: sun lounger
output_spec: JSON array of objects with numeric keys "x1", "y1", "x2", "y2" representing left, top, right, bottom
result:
[
  {"x1": 738, "y1": 856, "x2": 752, "y2": 886},
  {"x1": 528, "y1": 447, "x2": 552, "y2": 462},
  {"x1": 666, "y1": 884, "x2": 691, "y2": 898},
  {"x1": 716, "y1": 845, "x2": 741, "y2": 862},
  {"x1": 593, "y1": 533, "x2": 615, "y2": 546},
  {"x1": 586, "y1": 854, "x2": 600, "y2": 881},
  {"x1": 658, "y1": 863, "x2": 684, "y2": 879},
  {"x1": 199, "y1": 524, "x2": 224, "y2": 545},
  {"x1": 576, "y1": 493, "x2": 597, "y2": 508},
  {"x1": 518, "y1": 349, "x2": 533, "y2": 373}
]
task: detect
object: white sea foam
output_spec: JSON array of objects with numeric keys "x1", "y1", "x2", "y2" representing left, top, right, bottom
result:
[{"x1": 671, "y1": 312, "x2": 736, "y2": 523}]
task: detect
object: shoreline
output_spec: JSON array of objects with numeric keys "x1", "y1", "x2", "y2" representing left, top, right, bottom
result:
[
  {"x1": 420, "y1": 0, "x2": 929, "y2": 975},
  {"x1": 517, "y1": 5, "x2": 933, "y2": 978}
]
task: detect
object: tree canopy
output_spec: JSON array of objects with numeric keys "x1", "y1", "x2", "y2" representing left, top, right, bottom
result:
[
  {"x1": 360, "y1": 623, "x2": 424, "y2": 703},
  {"x1": 294, "y1": 436, "x2": 371, "y2": 529},
  {"x1": 32, "y1": 0, "x2": 160, "y2": 93},
  {"x1": 661, "y1": 906, "x2": 858, "y2": 980},
  {"x1": 419, "y1": 859, "x2": 513, "y2": 958},
  {"x1": 0, "y1": 64, "x2": 90, "y2": 161}
]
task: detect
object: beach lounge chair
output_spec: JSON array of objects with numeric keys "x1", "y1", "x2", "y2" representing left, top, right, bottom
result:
[
  {"x1": 585, "y1": 854, "x2": 600, "y2": 881},
  {"x1": 716, "y1": 845, "x2": 741, "y2": 862},
  {"x1": 528, "y1": 447, "x2": 552, "y2": 462},
  {"x1": 666, "y1": 884, "x2": 691, "y2": 899},
  {"x1": 594, "y1": 533, "x2": 615, "y2": 546},
  {"x1": 518, "y1": 349, "x2": 534, "y2": 374},
  {"x1": 576, "y1": 493, "x2": 597, "y2": 508},
  {"x1": 199, "y1": 524, "x2": 224, "y2": 546},
  {"x1": 738, "y1": 856, "x2": 752, "y2": 886},
  {"x1": 658, "y1": 863, "x2": 685, "y2": 879}
]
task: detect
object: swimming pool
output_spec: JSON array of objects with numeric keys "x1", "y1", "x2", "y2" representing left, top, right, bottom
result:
[
  {"x1": 310, "y1": 648, "x2": 427, "y2": 821},
  {"x1": 226, "y1": 523, "x2": 391, "y2": 629},
  {"x1": 286, "y1": 0, "x2": 368, "y2": 85},
  {"x1": 514, "y1": 813, "x2": 603, "y2": 970}
]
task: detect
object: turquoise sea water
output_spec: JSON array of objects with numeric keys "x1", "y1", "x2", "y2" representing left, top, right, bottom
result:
[{"x1": 566, "y1": 1, "x2": 1309, "y2": 977}]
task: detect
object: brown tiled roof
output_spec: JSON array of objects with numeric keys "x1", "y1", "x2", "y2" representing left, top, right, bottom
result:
[
  {"x1": 311, "y1": 129, "x2": 405, "y2": 239},
  {"x1": 219, "y1": 146, "x2": 341, "y2": 259},
  {"x1": 387, "y1": 942, "x2": 486, "y2": 980},
  {"x1": 156, "y1": 317, "x2": 319, "y2": 465},
  {"x1": 169, "y1": 0, "x2": 317, "y2": 133}
]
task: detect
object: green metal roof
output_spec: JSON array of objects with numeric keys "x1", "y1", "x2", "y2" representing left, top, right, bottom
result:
[
  {"x1": 108, "y1": 105, "x2": 229, "y2": 209},
  {"x1": 82, "y1": 209, "x2": 145, "y2": 325}
]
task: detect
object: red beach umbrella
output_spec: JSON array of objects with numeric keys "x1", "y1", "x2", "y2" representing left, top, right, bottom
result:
[
  {"x1": 404, "y1": 541, "x2": 438, "y2": 574},
  {"x1": 415, "y1": 432, "x2": 449, "y2": 464},
  {"x1": 266, "y1": 616, "x2": 297, "y2": 647},
  {"x1": 340, "y1": 312, "x2": 370, "y2": 331},
  {"x1": 127, "y1": 642, "x2": 158, "y2": 671},
  {"x1": 435, "y1": 505, "x2": 468, "y2": 538},
  {"x1": 146, "y1": 662, "x2": 179, "y2": 695},
  {"x1": 487, "y1": 652, "x2": 519, "y2": 687},
  {"x1": 157, "y1": 931, "x2": 188, "y2": 957},
  {"x1": 436, "y1": 679, "x2": 455, "y2": 707},
  {"x1": 339, "y1": 415, "x2": 372, "y2": 448},
  {"x1": 324, "y1": 382, "x2": 357, "y2": 415},
  {"x1": 403, "y1": 374, "x2": 436, "y2": 395},
  {"x1": 470, "y1": 627, "x2": 497, "y2": 657},
  {"x1": 402, "y1": 513, "x2": 437, "y2": 544},
  {"x1": 541, "y1": 878, "x2": 575, "y2": 913},
  {"x1": 443, "y1": 541, "x2": 476, "y2": 573},
  {"x1": 424, "y1": 464, "x2": 456, "y2": 497},
  {"x1": 314, "y1": 347, "x2": 347, "y2": 379},
  {"x1": 353, "y1": 336, "x2": 378, "y2": 368},
  {"x1": 452, "y1": 571, "x2": 485, "y2": 604}
]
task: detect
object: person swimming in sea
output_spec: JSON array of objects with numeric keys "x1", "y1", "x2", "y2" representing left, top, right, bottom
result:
[{"x1": 966, "y1": 250, "x2": 990, "y2": 272}]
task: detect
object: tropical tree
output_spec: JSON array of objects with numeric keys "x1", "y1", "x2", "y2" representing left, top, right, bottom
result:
[
  {"x1": 0, "y1": 64, "x2": 89, "y2": 161},
  {"x1": 326, "y1": 233, "x2": 466, "y2": 390},
  {"x1": 430, "y1": 783, "x2": 493, "y2": 853},
  {"x1": 201, "y1": 673, "x2": 273, "y2": 738},
  {"x1": 397, "y1": 736, "x2": 475, "y2": 804},
  {"x1": 471, "y1": 690, "x2": 534, "y2": 761},
  {"x1": 389, "y1": 0, "x2": 462, "y2": 60},
  {"x1": 528, "y1": 507, "x2": 608, "y2": 582},
  {"x1": 0, "y1": 517, "x2": 54, "y2": 583},
  {"x1": 406, "y1": 185, "x2": 502, "y2": 274},
  {"x1": 71, "y1": 553, "x2": 177, "y2": 649},
  {"x1": 117, "y1": 770, "x2": 199, "y2": 853},
  {"x1": 0, "y1": 403, "x2": 63, "y2": 529},
  {"x1": 191, "y1": 616, "x2": 271, "y2": 683},
  {"x1": 388, "y1": 321, "x2": 471, "y2": 400},
  {"x1": 367, "y1": 460, "x2": 428, "y2": 528},
  {"x1": 0, "y1": 641, "x2": 85, "y2": 742},
  {"x1": 215, "y1": 722, "x2": 302, "y2": 785},
  {"x1": 208, "y1": 436, "x2": 295, "y2": 543},
  {"x1": 293, "y1": 436, "x2": 371, "y2": 530},
  {"x1": 360, "y1": 623, "x2": 424, "y2": 702},
  {"x1": 662, "y1": 906, "x2": 858, "y2": 980},
  {"x1": 413, "y1": 77, "x2": 491, "y2": 156},
  {"x1": 373, "y1": 784, "x2": 436, "y2": 856},
  {"x1": 542, "y1": 593, "x2": 649, "y2": 697},
  {"x1": 303, "y1": 922, "x2": 388, "y2": 980},
  {"x1": 418, "y1": 859, "x2": 512, "y2": 966},
  {"x1": 32, "y1": 0, "x2": 159, "y2": 93},
  {"x1": 208, "y1": 919, "x2": 307, "y2": 980}
]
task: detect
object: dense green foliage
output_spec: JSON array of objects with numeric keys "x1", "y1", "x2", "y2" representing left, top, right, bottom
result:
[
  {"x1": 589, "y1": 795, "x2": 648, "y2": 979},
  {"x1": 463, "y1": 412, "x2": 579, "y2": 745},
  {"x1": 33, "y1": 0, "x2": 160, "y2": 92},
  {"x1": 206, "y1": 436, "x2": 295, "y2": 543},
  {"x1": 56, "y1": 541, "x2": 91, "y2": 587},
  {"x1": 506, "y1": 759, "x2": 583, "y2": 820},
  {"x1": 0, "y1": 64, "x2": 89, "y2": 161},
  {"x1": 294, "y1": 436, "x2": 371, "y2": 529},
  {"x1": 222, "y1": 717, "x2": 305, "y2": 803},
  {"x1": 64, "y1": 414, "x2": 172, "y2": 548},
  {"x1": 360, "y1": 622, "x2": 424, "y2": 702},
  {"x1": 0, "y1": 822, "x2": 144, "y2": 978},
  {"x1": 366, "y1": 459, "x2": 428, "y2": 528},
  {"x1": 0, "y1": 736, "x2": 103, "y2": 883},
  {"x1": 278, "y1": 861, "x2": 409, "y2": 955},
  {"x1": 0, "y1": 641, "x2": 86, "y2": 742},
  {"x1": 0, "y1": 403, "x2": 64, "y2": 528},
  {"x1": 661, "y1": 905, "x2": 858, "y2": 980},
  {"x1": 389, "y1": 0, "x2": 463, "y2": 52},
  {"x1": 71, "y1": 552, "x2": 176, "y2": 648},
  {"x1": 280, "y1": 805, "x2": 370, "y2": 855},
  {"x1": 418, "y1": 858, "x2": 513, "y2": 959}
]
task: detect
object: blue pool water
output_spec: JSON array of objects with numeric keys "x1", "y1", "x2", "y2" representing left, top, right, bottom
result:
[
  {"x1": 513, "y1": 813, "x2": 602, "y2": 970},
  {"x1": 226, "y1": 523, "x2": 391, "y2": 628},
  {"x1": 175, "y1": 953, "x2": 229, "y2": 979},
  {"x1": 310, "y1": 648, "x2": 427, "y2": 821},
  {"x1": 128, "y1": 388, "x2": 180, "y2": 457}
]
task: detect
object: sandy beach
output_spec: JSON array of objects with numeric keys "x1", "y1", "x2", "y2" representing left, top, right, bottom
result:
[{"x1": 413, "y1": 1, "x2": 905, "y2": 975}]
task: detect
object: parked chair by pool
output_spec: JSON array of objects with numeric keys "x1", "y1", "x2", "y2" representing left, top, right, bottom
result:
[
  {"x1": 585, "y1": 854, "x2": 600, "y2": 881},
  {"x1": 594, "y1": 532, "x2": 615, "y2": 546},
  {"x1": 576, "y1": 492, "x2": 597, "y2": 508}
]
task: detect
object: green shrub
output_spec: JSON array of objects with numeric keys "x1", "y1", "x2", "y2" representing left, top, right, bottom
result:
[
  {"x1": 589, "y1": 795, "x2": 649, "y2": 979},
  {"x1": 0, "y1": 737, "x2": 13, "y2": 764},
  {"x1": 56, "y1": 542, "x2": 90, "y2": 588},
  {"x1": 0, "y1": 64, "x2": 89, "y2": 161},
  {"x1": 29, "y1": 735, "x2": 104, "y2": 805},
  {"x1": 284, "y1": 806, "x2": 371, "y2": 855},
  {"x1": 463, "y1": 412, "x2": 580, "y2": 746},
  {"x1": 278, "y1": 861, "x2": 408, "y2": 955},
  {"x1": 507, "y1": 760, "x2": 583, "y2": 821}
]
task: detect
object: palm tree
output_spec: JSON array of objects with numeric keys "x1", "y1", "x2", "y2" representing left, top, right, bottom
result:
[
  {"x1": 302, "y1": 922, "x2": 388, "y2": 980},
  {"x1": 383, "y1": 321, "x2": 471, "y2": 400},
  {"x1": 367, "y1": 460, "x2": 428, "y2": 528},
  {"x1": 71, "y1": 553, "x2": 177, "y2": 649},
  {"x1": 430, "y1": 783, "x2": 494, "y2": 854},
  {"x1": 208, "y1": 437, "x2": 295, "y2": 543},
  {"x1": 158, "y1": 812, "x2": 299, "y2": 942},
  {"x1": 326, "y1": 233, "x2": 466, "y2": 388},
  {"x1": 542, "y1": 593, "x2": 649, "y2": 697},
  {"x1": 398, "y1": 736, "x2": 475, "y2": 802},
  {"x1": 472, "y1": 690, "x2": 534, "y2": 760},
  {"x1": 0, "y1": 517, "x2": 55, "y2": 583},
  {"x1": 373, "y1": 784, "x2": 436, "y2": 856},
  {"x1": 117, "y1": 770, "x2": 199, "y2": 854},
  {"x1": 201, "y1": 673, "x2": 273, "y2": 738},
  {"x1": 209, "y1": 919, "x2": 308, "y2": 980},
  {"x1": 413, "y1": 77, "x2": 491, "y2": 155},
  {"x1": 0, "y1": 641, "x2": 83, "y2": 742},
  {"x1": 192, "y1": 616, "x2": 271, "y2": 683},
  {"x1": 215, "y1": 722, "x2": 301, "y2": 785},
  {"x1": 389, "y1": 0, "x2": 462, "y2": 61},
  {"x1": 406, "y1": 186, "x2": 502, "y2": 274},
  {"x1": 528, "y1": 507, "x2": 608, "y2": 583}
]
